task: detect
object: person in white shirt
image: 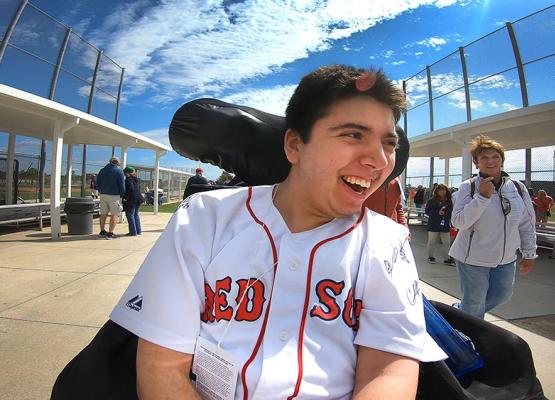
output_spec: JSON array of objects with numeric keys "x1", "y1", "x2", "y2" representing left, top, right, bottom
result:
[
  {"x1": 449, "y1": 135, "x2": 536, "y2": 319},
  {"x1": 111, "y1": 65, "x2": 446, "y2": 400}
]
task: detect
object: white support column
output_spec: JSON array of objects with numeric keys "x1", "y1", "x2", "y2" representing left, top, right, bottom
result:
[
  {"x1": 167, "y1": 171, "x2": 172, "y2": 202},
  {"x1": 451, "y1": 133, "x2": 471, "y2": 182},
  {"x1": 66, "y1": 143, "x2": 73, "y2": 199},
  {"x1": 399, "y1": 169, "x2": 406, "y2": 190},
  {"x1": 178, "y1": 173, "x2": 182, "y2": 201},
  {"x1": 444, "y1": 158, "x2": 450, "y2": 186},
  {"x1": 121, "y1": 146, "x2": 128, "y2": 168},
  {"x1": 120, "y1": 140, "x2": 137, "y2": 169},
  {"x1": 462, "y1": 150, "x2": 472, "y2": 181},
  {"x1": 154, "y1": 151, "x2": 161, "y2": 214},
  {"x1": 524, "y1": 148, "x2": 531, "y2": 187},
  {"x1": 5, "y1": 132, "x2": 16, "y2": 205},
  {"x1": 50, "y1": 123, "x2": 65, "y2": 239},
  {"x1": 50, "y1": 118, "x2": 79, "y2": 240}
]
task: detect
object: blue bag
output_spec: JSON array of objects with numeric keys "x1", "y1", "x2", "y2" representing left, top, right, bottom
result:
[{"x1": 423, "y1": 296, "x2": 484, "y2": 378}]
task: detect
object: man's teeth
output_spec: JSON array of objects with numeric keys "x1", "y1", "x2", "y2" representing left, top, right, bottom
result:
[{"x1": 343, "y1": 176, "x2": 371, "y2": 188}]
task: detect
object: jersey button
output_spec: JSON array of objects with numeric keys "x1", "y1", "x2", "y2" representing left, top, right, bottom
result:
[
  {"x1": 279, "y1": 331, "x2": 289, "y2": 341},
  {"x1": 289, "y1": 261, "x2": 298, "y2": 271}
]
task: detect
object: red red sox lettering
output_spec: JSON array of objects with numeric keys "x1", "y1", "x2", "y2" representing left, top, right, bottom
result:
[{"x1": 200, "y1": 277, "x2": 362, "y2": 330}]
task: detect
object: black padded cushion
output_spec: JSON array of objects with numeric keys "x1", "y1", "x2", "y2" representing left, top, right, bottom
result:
[
  {"x1": 417, "y1": 301, "x2": 546, "y2": 400},
  {"x1": 169, "y1": 98, "x2": 410, "y2": 186}
]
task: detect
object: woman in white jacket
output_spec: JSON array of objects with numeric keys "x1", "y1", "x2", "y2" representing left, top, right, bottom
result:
[{"x1": 449, "y1": 136, "x2": 537, "y2": 319}]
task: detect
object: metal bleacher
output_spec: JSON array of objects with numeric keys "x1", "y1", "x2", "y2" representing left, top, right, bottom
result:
[
  {"x1": 536, "y1": 222, "x2": 555, "y2": 258},
  {"x1": 0, "y1": 200, "x2": 100, "y2": 230}
]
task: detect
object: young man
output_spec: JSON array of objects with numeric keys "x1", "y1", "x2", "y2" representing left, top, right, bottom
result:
[
  {"x1": 110, "y1": 65, "x2": 445, "y2": 399},
  {"x1": 449, "y1": 135, "x2": 537, "y2": 319}
]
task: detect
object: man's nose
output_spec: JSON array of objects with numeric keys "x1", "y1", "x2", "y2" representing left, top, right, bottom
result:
[{"x1": 360, "y1": 142, "x2": 389, "y2": 171}]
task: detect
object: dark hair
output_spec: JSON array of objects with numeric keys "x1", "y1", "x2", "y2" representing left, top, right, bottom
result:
[{"x1": 285, "y1": 65, "x2": 406, "y2": 143}]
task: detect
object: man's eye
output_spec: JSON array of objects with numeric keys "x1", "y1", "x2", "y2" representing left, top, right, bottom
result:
[
  {"x1": 384, "y1": 140, "x2": 399, "y2": 149},
  {"x1": 343, "y1": 132, "x2": 362, "y2": 139}
]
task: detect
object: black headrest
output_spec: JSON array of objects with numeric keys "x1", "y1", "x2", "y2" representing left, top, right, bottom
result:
[{"x1": 169, "y1": 98, "x2": 409, "y2": 186}]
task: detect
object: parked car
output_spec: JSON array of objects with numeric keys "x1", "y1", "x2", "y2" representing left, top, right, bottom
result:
[{"x1": 145, "y1": 189, "x2": 167, "y2": 205}]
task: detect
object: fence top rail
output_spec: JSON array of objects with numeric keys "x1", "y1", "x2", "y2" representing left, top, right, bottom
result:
[
  {"x1": 25, "y1": 1, "x2": 124, "y2": 70},
  {"x1": 402, "y1": 4, "x2": 554, "y2": 83}
]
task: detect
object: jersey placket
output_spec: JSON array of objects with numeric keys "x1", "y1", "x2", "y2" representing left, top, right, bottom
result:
[{"x1": 251, "y1": 234, "x2": 313, "y2": 398}]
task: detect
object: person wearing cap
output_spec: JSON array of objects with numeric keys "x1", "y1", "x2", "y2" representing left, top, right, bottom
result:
[
  {"x1": 183, "y1": 167, "x2": 209, "y2": 200},
  {"x1": 122, "y1": 166, "x2": 145, "y2": 236},
  {"x1": 96, "y1": 157, "x2": 125, "y2": 239}
]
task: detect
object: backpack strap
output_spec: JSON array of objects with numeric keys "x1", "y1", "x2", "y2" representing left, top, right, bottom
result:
[
  {"x1": 470, "y1": 178, "x2": 476, "y2": 198},
  {"x1": 510, "y1": 178, "x2": 524, "y2": 200}
]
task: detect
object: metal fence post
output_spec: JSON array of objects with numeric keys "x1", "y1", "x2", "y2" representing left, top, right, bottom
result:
[
  {"x1": 80, "y1": 144, "x2": 87, "y2": 197},
  {"x1": 459, "y1": 46, "x2": 472, "y2": 122},
  {"x1": 506, "y1": 22, "x2": 529, "y2": 108},
  {"x1": 115, "y1": 67, "x2": 125, "y2": 124},
  {"x1": 0, "y1": 0, "x2": 28, "y2": 64},
  {"x1": 87, "y1": 50, "x2": 103, "y2": 114},
  {"x1": 402, "y1": 80, "x2": 409, "y2": 140},
  {"x1": 507, "y1": 22, "x2": 531, "y2": 185},
  {"x1": 81, "y1": 51, "x2": 103, "y2": 196},
  {"x1": 48, "y1": 27, "x2": 71, "y2": 100},
  {"x1": 426, "y1": 66, "x2": 434, "y2": 132}
]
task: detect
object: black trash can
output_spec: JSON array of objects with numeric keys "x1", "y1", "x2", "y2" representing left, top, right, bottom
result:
[{"x1": 64, "y1": 198, "x2": 95, "y2": 235}]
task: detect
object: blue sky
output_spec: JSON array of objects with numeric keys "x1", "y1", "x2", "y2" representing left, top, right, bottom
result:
[{"x1": 2, "y1": 0, "x2": 554, "y2": 180}]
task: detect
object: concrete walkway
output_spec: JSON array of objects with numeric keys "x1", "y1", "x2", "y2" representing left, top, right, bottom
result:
[{"x1": 0, "y1": 214, "x2": 553, "y2": 399}]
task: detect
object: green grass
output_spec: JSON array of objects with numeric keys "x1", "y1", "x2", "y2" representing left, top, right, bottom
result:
[{"x1": 140, "y1": 202, "x2": 181, "y2": 213}]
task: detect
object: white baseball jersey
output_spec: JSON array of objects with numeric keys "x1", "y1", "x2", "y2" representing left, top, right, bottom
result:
[{"x1": 111, "y1": 185, "x2": 446, "y2": 400}]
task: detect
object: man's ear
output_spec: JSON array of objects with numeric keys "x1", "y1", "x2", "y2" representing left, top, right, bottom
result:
[{"x1": 284, "y1": 129, "x2": 303, "y2": 165}]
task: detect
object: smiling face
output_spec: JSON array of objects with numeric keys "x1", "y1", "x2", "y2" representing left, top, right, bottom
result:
[
  {"x1": 283, "y1": 96, "x2": 397, "y2": 223},
  {"x1": 474, "y1": 148, "x2": 503, "y2": 179}
]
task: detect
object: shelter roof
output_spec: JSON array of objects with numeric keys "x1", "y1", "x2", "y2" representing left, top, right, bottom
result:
[
  {"x1": 0, "y1": 83, "x2": 171, "y2": 152},
  {"x1": 409, "y1": 100, "x2": 555, "y2": 158}
]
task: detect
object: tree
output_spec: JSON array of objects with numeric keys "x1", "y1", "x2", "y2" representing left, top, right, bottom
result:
[{"x1": 215, "y1": 171, "x2": 234, "y2": 185}]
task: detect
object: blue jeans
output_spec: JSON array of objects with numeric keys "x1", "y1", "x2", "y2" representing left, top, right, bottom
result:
[
  {"x1": 125, "y1": 207, "x2": 142, "y2": 236},
  {"x1": 456, "y1": 260, "x2": 516, "y2": 319}
]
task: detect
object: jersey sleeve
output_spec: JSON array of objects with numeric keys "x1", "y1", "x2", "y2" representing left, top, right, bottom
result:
[
  {"x1": 110, "y1": 195, "x2": 212, "y2": 354},
  {"x1": 354, "y1": 223, "x2": 446, "y2": 362}
]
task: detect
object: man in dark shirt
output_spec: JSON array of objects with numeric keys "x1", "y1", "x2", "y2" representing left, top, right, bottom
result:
[
  {"x1": 183, "y1": 168, "x2": 209, "y2": 200},
  {"x1": 96, "y1": 157, "x2": 125, "y2": 239}
]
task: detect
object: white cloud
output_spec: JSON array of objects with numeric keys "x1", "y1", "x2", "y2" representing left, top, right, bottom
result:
[
  {"x1": 488, "y1": 101, "x2": 499, "y2": 108},
  {"x1": 502, "y1": 102, "x2": 518, "y2": 111},
  {"x1": 390, "y1": 60, "x2": 407, "y2": 66},
  {"x1": 418, "y1": 36, "x2": 447, "y2": 49},
  {"x1": 384, "y1": 49, "x2": 395, "y2": 59},
  {"x1": 138, "y1": 128, "x2": 170, "y2": 147},
  {"x1": 221, "y1": 85, "x2": 296, "y2": 116},
  {"x1": 404, "y1": 72, "x2": 516, "y2": 109},
  {"x1": 404, "y1": 36, "x2": 448, "y2": 51},
  {"x1": 82, "y1": 0, "x2": 470, "y2": 103},
  {"x1": 414, "y1": 51, "x2": 424, "y2": 56},
  {"x1": 343, "y1": 45, "x2": 362, "y2": 52}
]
